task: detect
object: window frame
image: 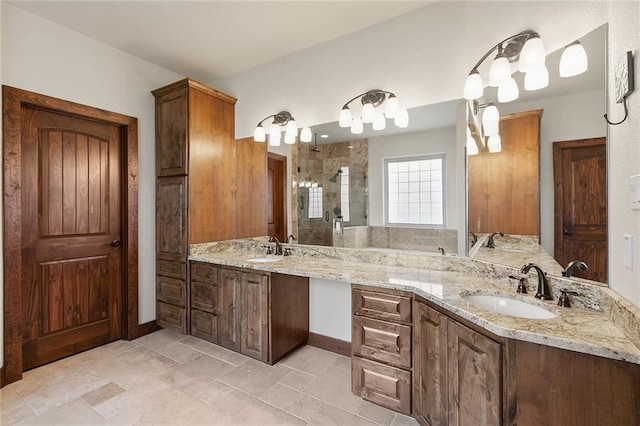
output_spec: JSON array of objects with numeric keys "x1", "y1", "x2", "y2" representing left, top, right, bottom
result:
[{"x1": 383, "y1": 153, "x2": 446, "y2": 228}]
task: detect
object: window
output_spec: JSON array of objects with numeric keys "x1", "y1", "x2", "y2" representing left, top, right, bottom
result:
[
  {"x1": 385, "y1": 155, "x2": 445, "y2": 226},
  {"x1": 340, "y1": 166, "x2": 350, "y2": 222},
  {"x1": 308, "y1": 187, "x2": 323, "y2": 219}
]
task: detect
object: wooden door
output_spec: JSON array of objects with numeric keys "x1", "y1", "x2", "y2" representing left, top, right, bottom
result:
[
  {"x1": 21, "y1": 107, "x2": 123, "y2": 370},
  {"x1": 413, "y1": 302, "x2": 448, "y2": 426},
  {"x1": 268, "y1": 153, "x2": 287, "y2": 242},
  {"x1": 447, "y1": 320, "x2": 502, "y2": 426},
  {"x1": 553, "y1": 138, "x2": 607, "y2": 282},
  {"x1": 240, "y1": 271, "x2": 269, "y2": 362},
  {"x1": 218, "y1": 268, "x2": 241, "y2": 351}
]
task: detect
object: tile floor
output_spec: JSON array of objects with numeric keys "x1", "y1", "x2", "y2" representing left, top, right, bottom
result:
[{"x1": 0, "y1": 329, "x2": 419, "y2": 425}]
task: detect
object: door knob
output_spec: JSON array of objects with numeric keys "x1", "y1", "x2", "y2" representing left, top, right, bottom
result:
[
  {"x1": 108, "y1": 240, "x2": 121, "y2": 248},
  {"x1": 563, "y1": 229, "x2": 572, "y2": 236}
]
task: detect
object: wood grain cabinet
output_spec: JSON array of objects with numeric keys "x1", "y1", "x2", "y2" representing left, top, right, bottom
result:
[
  {"x1": 351, "y1": 286, "x2": 413, "y2": 415},
  {"x1": 413, "y1": 300, "x2": 501, "y2": 426},
  {"x1": 192, "y1": 263, "x2": 309, "y2": 364},
  {"x1": 152, "y1": 78, "x2": 236, "y2": 334}
]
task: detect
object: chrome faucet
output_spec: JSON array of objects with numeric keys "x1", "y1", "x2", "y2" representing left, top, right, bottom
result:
[
  {"x1": 562, "y1": 260, "x2": 588, "y2": 278},
  {"x1": 486, "y1": 231, "x2": 504, "y2": 248},
  {"x1": 521, "y1": 263, "x2": 553, "y2": 300},
  {"x1": 288, "y1": 234, "x2": 297, "y2": 243},
  {"x1": 437, "y1": 246, "x2": 445, "y2": 255},
  {"x1": 268, "y1": 236, "x2": 283, "y2": 255}
]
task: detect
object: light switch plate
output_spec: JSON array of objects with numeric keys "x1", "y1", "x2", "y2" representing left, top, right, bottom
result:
[
  {"x1": 631, "y1": 174, "x2": 640, "y2": 210},
  {"x1": 623, "y1": 234, "x2": 633, "y2": 269}
]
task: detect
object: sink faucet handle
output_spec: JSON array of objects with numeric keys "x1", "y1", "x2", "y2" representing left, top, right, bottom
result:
[
  {"x1": 558, "y1": 289, "x2": 579, "y2": 307},
  {"x1": 509, "y1": 275, "x2": 528, "y2": 294},
  {"x1": 262, "y1": 244, "x2": 273, "y2": 255}
]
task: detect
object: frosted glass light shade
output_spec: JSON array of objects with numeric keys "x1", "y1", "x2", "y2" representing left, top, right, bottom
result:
[
  {"x1": 464, "y1": 70, "x2": 484, "y2": 100},
  {"x1": 519, "y1": 35, "x2": 546, "y2": 73},
  {"x1": 284, "y1": 130, "x2": 296, "y2": 144},
  {"x1": 300, "y1": 127, "x2": 312, "y2": 142},
  {"x1": 489, "y1": 55, "x2": 511, "y2": 87},
  {"x1": 253, "y1": 125, "x2": 266, "y2": 142},
  {"x1": 467, "y1": 136, "x2": 479, "y2": 156},
  {"x1": 394, "y1": 109, "x2": 409, "y2": 128},
  {"x1": 339, "y1": 107, "x2": 352, "y2": 127},
  {"x1": 372, "y1": 112, "x2": 386, "y2": 131},
  {"x1": 497, "y1": 77, "x2": 519, "y2": 103},
  {"x1": 559, "y1": 41, "x2": 588, "y2": 77},
  {"x1": 351, "y1": 117, "x2": 363, "y2": 134},
  {"x1": 285, "y1": 120, "x2": 297, "y2": 136},
  {"x1": 269, "y1": 123, "x2": 281, "y2": 146},
  {"x1": 487, "y1": 134, "x2": 502, "y2": 153},
  {"x1": 524, "y1": 64, "x2": 549, "y2": 91},
  {"x1": 384, "y1": 95, "x2": 400, "y2": 118},
  {"x1": 482, "y1": 104, "x2": 499, "y2": 136},
  {"x1": 361, "y1": 102, "x2": 375, "y2": 123}
]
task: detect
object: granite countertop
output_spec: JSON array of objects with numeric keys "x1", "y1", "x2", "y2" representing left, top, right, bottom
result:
[{"x1": 189, "y1": 239, "x2": 640, "y2": 365}]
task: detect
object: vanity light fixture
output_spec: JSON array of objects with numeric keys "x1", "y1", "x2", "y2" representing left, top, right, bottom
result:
[
  {"x1": 253, "y1": 111, "x2": 312, "y2": 146},
  {"x1": 339, "y1": 89, "x2": 408, "y2": 134},
  {"x1": 466, "y1": 126, "x2": 479, "y2": 156},
  {"x1": 463, "y1": 30, "x2": 589, "y2": 103}
]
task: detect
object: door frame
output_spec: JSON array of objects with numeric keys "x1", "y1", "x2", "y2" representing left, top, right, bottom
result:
[
  {"x1": 2, "y1": 85, "x2": 139, "y2": 385},
  {"x1": 268, "y1": 152, "x2": 288, "y2": 242}
]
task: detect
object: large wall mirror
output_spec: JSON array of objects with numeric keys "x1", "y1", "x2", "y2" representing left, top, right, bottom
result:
[{"x1": 288, "y1": 24, "x2": 607, "y2": 286}]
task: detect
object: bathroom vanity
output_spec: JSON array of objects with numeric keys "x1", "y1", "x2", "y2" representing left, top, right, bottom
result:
[{"x1": 187, "y1": 238, "x2": 640, "y2": 426}]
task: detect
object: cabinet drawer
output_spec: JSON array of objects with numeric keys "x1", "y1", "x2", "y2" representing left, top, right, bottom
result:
[
  {"x1": 191, "y1": 281, "x2": 217, "y2": 313},
  {"x1": 352, "y1": 356, "x2": 411, "y2": 415},
  {"x1": 191, "y1": 310, "x2": 217, "y2": 343},
  {"x1": 352, "y1": 316, "x2": 411, "y2": 369},
  {"x1": 157, "y1": 301, "x2": 187, "y2": 334},
  {"x1": 157, "y1": 260, "x2": 186, "y2": 280},
  {"x1": 353, "y1": 289, "x2": 412, "y2": 323},
  {"x1": 191, "y1": 262, "x2": 217, "y2": 283},
  {"x1": 157, "y1": 276, "x2": 187, "y2": 307}
]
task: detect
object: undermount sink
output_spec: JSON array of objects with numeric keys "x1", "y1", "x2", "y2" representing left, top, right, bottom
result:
[
  {"x1": 245, "y1": 257, "x2": 283, "y2": 263},
  {"x1": 461, "y1": 293, "x2": 557, "y2": 319}
]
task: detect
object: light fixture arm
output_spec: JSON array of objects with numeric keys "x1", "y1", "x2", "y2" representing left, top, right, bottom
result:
[
  {"x1": 468, "y1": 30, "x2": 538, "y2": 73},
  {"x1": 255, "y1": 110, "x2": 295, "y2": 128},
  {"x1": 341, "y1": 89, "x2": 397, "y2": 109}
]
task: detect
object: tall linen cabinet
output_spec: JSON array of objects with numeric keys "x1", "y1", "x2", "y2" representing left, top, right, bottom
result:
[{"x1": 153, "y1": 78, "x2": 236, "y2": 334}]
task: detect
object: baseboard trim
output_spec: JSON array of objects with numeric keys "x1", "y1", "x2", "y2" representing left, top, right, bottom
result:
[
  {"x1": 136, "y1": 320, "x2": 161, "y2": 339},
  {"x1": 307, "y1": 332, "x2": 351, "y2": 357}
]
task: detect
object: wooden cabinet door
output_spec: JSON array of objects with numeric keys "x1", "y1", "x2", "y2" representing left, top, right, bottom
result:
[
  {"x1": 218, "y1": 268, "x2": 241, "y2": 351},
  {"x1": 240, "y1": 272, "x2": 269, "y2": 362},
  {"x1": 155, "y1": 87, "x2": 188, "y2": 177},
  {"x1": 156, "y1": 176, "x2": 187, "y2": 262},
  {"x1": 413, "y1": 302, "x2": 448, "y2": 426},
  {"x1": 447, "y1": 320, "x2": 502, "y2": 426}
]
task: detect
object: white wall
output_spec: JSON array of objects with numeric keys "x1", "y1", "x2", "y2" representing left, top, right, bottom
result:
[
  {"x1": 606, "y1": 1, "x2": 640, "y2": 307},
  {"x1": 498, "y1": 89, "x2": 606, "y2": 253},
  {"x1": 368, "y1": 127, "x2": 459, "y2": 229},
  {"x1": 212, "y1": 1, "x2": 607, "y2": 139},
  {"x1": 1, "y1": 2, "x2": 184, "y2": 363}
]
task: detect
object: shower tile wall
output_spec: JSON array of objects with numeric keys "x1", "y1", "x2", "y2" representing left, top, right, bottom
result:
[{"x1": 296, "y1": 140, "x2": 368, "y2": 246}]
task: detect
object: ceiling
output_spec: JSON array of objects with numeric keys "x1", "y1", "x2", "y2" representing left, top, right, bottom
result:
[
  {"x1": 7, "y1": 0, "x2": 432, "y2": 82},
  {"x1": 6, "y1": 1, "x2": 605, "y2": 143}
]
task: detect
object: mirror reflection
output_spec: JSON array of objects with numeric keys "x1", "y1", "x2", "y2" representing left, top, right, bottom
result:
[{"x1": 287, "y1": 24, "x2": 606, "y2": 285}]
